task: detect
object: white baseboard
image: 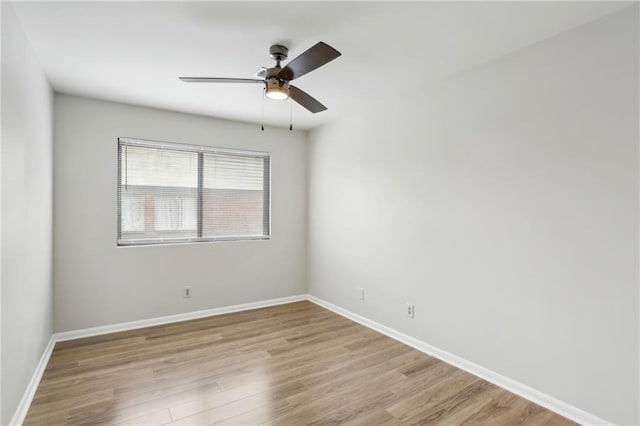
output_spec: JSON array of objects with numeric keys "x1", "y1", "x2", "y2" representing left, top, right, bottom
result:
[
  {"x1": 10, "y1": 336, "x2": 56, "y2": 426},
  {"x1": 306, "y1": 295, "x2": 610, "y2": 426},
  {"x1": 55, "y1": 294, "x2": 307, "y2": 341},
  {"x1": 11, "y1": 293, "x2": 611, "y2": 426}
]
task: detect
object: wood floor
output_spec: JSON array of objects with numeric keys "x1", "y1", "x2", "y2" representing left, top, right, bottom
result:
[{"x1": 25, "y1": 301, "x2": 575, "y2": 425}]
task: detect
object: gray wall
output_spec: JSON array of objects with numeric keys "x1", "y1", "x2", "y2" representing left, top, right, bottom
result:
[
  {"x1": 53, "y1": 95, "x2": 307, "y2": 332},
  {"x1": 308, "y1": 7, "x2": 638, "y2": 425},
  {"x1": 1, "y1": 3, "x2": 54, "y2": 424}
]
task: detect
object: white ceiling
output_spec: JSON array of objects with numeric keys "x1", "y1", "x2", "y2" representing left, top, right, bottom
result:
[{"x1": 11, "y1": 1, "x2": 631, "y2": 130}]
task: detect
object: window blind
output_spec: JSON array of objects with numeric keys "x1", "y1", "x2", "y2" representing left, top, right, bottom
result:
[{"x1": 117, "y1": 138, "x2": 270, "y2": 246}]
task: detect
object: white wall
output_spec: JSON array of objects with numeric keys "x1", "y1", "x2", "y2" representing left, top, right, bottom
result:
[
  {"x1": 1, "y1": 2, "x2": 54, "y2": 424},
  {"x1": 54, "y1": 95, "x2": 307, "y2": 332},
  {"x1": 308, "y1": 7, "x2": 638, "y2": 425}
]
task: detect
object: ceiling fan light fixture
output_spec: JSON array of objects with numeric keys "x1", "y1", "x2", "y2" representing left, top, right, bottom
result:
[{"x1": 265, "y1": 79, "x2": 290, "y2": 100}]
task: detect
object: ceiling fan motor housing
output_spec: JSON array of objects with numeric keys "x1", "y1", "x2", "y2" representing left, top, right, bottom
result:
[{"x1": 266, "y1": 77, "x2": 289, "y2": 89}]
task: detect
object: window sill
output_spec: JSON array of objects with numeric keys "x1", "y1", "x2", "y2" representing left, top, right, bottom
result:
[{"x1": 117, "y1": 236, "x2": 271, "y2": 248}]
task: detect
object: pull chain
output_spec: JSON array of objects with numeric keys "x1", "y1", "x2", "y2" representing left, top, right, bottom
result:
[
  {"x1": 261, "y1": 88, "x2": 265, "y2": 131},
  {"x1": 289, "y1": 101, "x2": 293, "y2": 131}
]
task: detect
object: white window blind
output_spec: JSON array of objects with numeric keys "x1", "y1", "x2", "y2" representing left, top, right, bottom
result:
[{"x1": 118, "y1": 138, "x2": 270, "y2": 246}]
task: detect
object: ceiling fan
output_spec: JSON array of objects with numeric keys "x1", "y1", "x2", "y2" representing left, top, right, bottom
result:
[{"x1": 179, "y1": 42, "x2": 341, "y2": 114}]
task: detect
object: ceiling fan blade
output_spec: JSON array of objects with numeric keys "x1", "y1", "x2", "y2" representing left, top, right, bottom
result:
[
  {"x1": 179, "y1": 77, "x2": 264, "y2": 84},
  {"x1": 289, "y1": 85, "x2": 327, "y2": 113},
  {"x1": 278, "y1": 42, "x2": 341, "y2": 81}
]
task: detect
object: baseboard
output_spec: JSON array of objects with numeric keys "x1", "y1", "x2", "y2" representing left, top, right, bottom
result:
[
  {"x1": 306, "y1": 295, "x2": 611, "y2": 426},
  {"x1": 55, "y1": 294, "x2": 307, "y2": 341},
  {"x1": 9, "y1": 335, "x2": 56, "y2": 426}
]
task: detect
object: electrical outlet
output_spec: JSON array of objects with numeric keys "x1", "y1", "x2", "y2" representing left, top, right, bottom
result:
[
  {"x1": 358, "y1": 288, "x2": 365, "y2": 301},
  {"x1": 406, "y1": 304, "x2": 414, "y2": 319},
  {"x1": 183, "y1": 286, "x2": 192, "y2": 298}
]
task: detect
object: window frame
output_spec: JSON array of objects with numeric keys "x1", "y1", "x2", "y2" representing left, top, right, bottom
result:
[{"x1": 117, "y1": 137, "x2": 271, "y2": 247}]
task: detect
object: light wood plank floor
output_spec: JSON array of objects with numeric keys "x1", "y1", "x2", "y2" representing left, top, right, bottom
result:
[{"x1": 25, "y1": 301, "x2": 575, "y2": 425}]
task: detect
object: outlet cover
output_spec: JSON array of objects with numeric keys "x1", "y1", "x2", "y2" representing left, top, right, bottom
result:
[{"x1": 406, "y1": 304, "x2": 414, "y2": 318}]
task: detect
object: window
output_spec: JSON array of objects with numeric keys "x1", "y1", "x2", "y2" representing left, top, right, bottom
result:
[{"x1": 117, "y1": 137, "x2": 270, "y2": 246}]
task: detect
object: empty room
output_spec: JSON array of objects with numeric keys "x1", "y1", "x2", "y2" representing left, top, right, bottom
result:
[{"x1": 1, "y1": 1, "x2": 639, "y2": 425}]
